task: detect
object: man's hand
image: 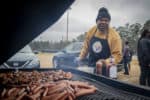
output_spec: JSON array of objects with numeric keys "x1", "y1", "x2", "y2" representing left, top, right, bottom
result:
[
  {"x1": 96, "y1": 59, "x2": 105, "y2": 74},
  {"x1": 96, "y1": 59, "x2": 105, "y2": 66},
  {"x1": 96, "y1": 59, "x2": 111, "y2": 75},
  {"x1": 96, "y1": 59, "x2": 110, "y2": 68}
]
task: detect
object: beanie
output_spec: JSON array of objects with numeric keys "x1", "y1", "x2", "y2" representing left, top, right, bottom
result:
[{"x1": 96, "y1": 7, "x2": 111, "y2": 22}]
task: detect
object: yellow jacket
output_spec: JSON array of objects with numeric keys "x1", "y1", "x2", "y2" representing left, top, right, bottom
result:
[{"x1": 79, "y1": 25, "x2": 122, "y2": 64}]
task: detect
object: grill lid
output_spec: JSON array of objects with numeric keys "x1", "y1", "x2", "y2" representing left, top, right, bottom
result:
[{"x1": 1, "y1": 0, "x2": 75, "y2": 65}]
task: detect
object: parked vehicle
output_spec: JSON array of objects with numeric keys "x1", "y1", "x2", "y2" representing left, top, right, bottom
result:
[
  {"x1": 0, "y1": 45, "x2": 40, "y2": 69},
  {"x1": 52, "y1": 42, "x2": 88, "y2": 68}
]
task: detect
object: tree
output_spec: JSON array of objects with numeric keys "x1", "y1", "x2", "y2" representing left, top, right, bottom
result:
[
  {"x1": 76, "y1": 32, "x2": 86, "y2": 41},
  {"x1": 116, "y1": 23, "x2": 142, "y2": 54}
]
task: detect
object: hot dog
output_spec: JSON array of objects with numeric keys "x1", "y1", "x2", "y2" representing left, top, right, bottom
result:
[
  {"x1": 1, "y1": 88, "x2": 6, "y2": 97},
  {"x1": 7, "y1": 87, "x2": 17, "y2": 96},
  {"x1": 66, "y1": 88, "x2": 76, "y2": 99},
  {"x1": 41, "y1": 93, "x2": 60, "y2": 100},
  {"x1": 16, "y1": 92, "x2": 27, "y2": 100},
  {"x1": 43, "y1": 88, "x2": 48, "y2": 97},
  {"x1": 47, "y1": 83, "x2": 66, "y2": 95},
  {"x1": 18, "y1": 88, "x2": 25, "y2": 96},
  {"x1": 33, "y1": 85, "x2": 43, "y2": 94},
  {"x1": 59, "y1": 92, "x2": 71, "y2": 100},
  {"x1": 75, "y1": 88, "x2": 96, "y2": 97},
  {"x1": 52, "y1": 90, "x2": 67, "y2": 100},
  {"x1": 68, "y1": 95, "x2": 73, "y2": 100},
  {"x1": 26, "y1": 89, "x2": 43, "y2": 100}
]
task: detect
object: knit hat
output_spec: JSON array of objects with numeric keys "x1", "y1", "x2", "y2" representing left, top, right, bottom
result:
[
  {"x1": 96, "y1": 7, "x2": 111, "y2": 22},
  {"x1": 140, "y1": 20, "x2": 150, "y2": 34}
]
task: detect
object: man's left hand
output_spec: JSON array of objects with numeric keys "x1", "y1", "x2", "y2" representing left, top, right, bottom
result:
[{"x1": 96, "y1": 59, "x2": 110, "y2": 67}]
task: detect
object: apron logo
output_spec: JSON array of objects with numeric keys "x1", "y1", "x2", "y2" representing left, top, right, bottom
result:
[{"x1": 92, "y1": 41, "x2": 102, "y2": 53}]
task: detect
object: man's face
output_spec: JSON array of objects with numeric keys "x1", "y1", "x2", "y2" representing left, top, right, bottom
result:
[{"x1": 96, "y1": 18, "x2": 110, "y2": 33}]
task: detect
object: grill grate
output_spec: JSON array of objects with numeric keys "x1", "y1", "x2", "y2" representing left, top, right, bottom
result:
[
  {"x1": 76, "y1": 90, "x2": 150, "y2": 100},
  {"x1": 72, "y1": 74, "x2": 150, "y2": 100},
  {"x1": 76, "y1": 91, "x2": 125, "y2": 100}
]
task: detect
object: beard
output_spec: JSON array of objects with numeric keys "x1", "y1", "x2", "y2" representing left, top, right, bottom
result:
[{"x1": 97, "y1": 24, "x2": 109, "y2": 34}]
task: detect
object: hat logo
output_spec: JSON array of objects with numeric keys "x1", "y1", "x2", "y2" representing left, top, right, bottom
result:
[{"x1": 92, "y1": 41, "x2": 102, "y2": 53}]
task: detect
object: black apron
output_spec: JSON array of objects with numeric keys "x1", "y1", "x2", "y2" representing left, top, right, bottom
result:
[{"x1": 88, "y1": 30, "x2": 111, "y2": 67}]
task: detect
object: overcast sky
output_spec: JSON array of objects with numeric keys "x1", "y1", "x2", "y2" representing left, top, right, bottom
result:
[{"x1": 34, "y1": 0, "x2": 150, "y2": 42}]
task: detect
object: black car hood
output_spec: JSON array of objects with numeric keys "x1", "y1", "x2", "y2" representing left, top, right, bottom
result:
[{"x1": 8, "y1": 52, "x2": 37, "y2": 62}]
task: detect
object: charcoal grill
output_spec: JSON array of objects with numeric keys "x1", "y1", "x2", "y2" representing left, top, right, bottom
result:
[{"x1": 0, "y1": 67, "x2": 150, "y2": 100}]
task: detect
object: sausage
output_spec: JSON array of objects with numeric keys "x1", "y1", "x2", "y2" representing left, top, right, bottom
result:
[
  {"x1": 16, "y1": 92, "x2": 27, "y2": 100},
  {"x1": 18, "y1": 88, "x2": 26, "y2": 96},
  {"x1": 66, "y1": 87, "x2": 75, "y2": 99},
  {"x1": 2, "y1": 96, "x2": 16, "y2": 100},
  {"x1": 7, "y1": 88, "x2": 17, "y2": 96},
  {"x1": 12, "y1": 88, "x2": 21, "y2": 97},
  {"x1": 26, "y1": 89, "x2": 43, "y2": 100},
  {"x1": 1, "y1": 88, "x2": 6, "y2": 97},
  {"x1": 30, "y1": 85, "x2": 37, "y2": 91},
  {"x1": 59, "y1": 92, "x2": 68, "y2": 100},
  {"x1": 26, "y1": 86, "x2": 30, "y2": 92},
  {"x1": 75, "y1": 88, "x2": 96, "y2": 97},
  {"x1": 33, "y1": 85, "x2": 43, "y2": 94},
  {"x1": 41, "y1": 93, "x2": 60, "y2": 100},
  {"x1": 52, "y1": 90, "x2": 67, "y2": 100},
  {"x1": 43, "y1": 88, "x2": 48, "y2": 97},
  {"x1": 74, "y1": 85, "x2": 79, "y2": 93},
  {"x1": 48, "y1": 86, "x2": 65, "y2": 95},
  {"x1": 0, "y1": 70, "x2": 74, "y2": 85},
  {"x1": 70, "y1": 81, "x2": 96, "y2": 90},
  {"x1": 78, "y1": 84, "x2": 97, "y2": 90},
  {"x1": 65, "y1": 72, "x2": 72, "y2": 79},
  {"x1": 67, "y1": 85, "x2": 74, "y2": 93},
  {"x1": 68, "y1": 95, "x2": 73, "y2": 100},
  {"x1": 47, "y1": 83, "x2": 66, "y2": 95},
  {"x1": 42, "y1": 83, "x2": 55, "y2": 88}
]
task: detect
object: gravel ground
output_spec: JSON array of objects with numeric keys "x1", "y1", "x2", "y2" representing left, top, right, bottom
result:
[{"x1": 117, "y1": 56, "x2": 140, "y2": 85}]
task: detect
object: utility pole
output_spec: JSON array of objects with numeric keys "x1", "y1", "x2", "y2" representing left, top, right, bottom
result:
[{"x1": 66, "y1": 7, "x2": 71, "y2": 41}]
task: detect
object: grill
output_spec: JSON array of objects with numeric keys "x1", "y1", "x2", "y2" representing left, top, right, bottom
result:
[{"x1": 0, "y1": 68, "x2": 150, "y2": 100}]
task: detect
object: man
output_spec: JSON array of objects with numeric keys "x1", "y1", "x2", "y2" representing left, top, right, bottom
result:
[
  {"x1": 123, "y1": 41, "x2": 131, "y2": 75},
  {"x1": 137, "y1": 24, "x2": 150, "y2": 86},
  {"x1": 76, "y1": 7, "x2": 122, "y2": 74}
]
